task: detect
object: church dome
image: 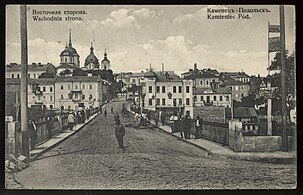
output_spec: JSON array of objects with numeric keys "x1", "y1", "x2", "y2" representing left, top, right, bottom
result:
[
  {"x1": 84, "y1": 44, "x2": 99, "y2": 66},
  {"x1": 101, "y1": 51, "x2": 110, "y2": 63},
  {"x1": 60, "y1": 46, "x2": 73, "y2": 56}
]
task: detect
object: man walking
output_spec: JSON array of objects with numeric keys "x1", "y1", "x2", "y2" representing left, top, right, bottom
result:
[
  {"x1": 111, "y1": 107, "x2": 114, "y2": 114},
  {"x1": 67, "y1": 112, "x2": 76, "y2": 130},
  {"x1": 115, "y1": 120, "x2": 125, "y2": 149},
  {"x1": 104, "y1": 109, "x2": 107, "y2": 118},
  {"x1": 114, "y1": 113, "x2": 120, "y2": 125},
  {"x1": 183, "y1": 114, "x2": 192, "y2": 139},
  {"x1": 170, "y1": 111, "x2": 179, "y2": 133},
  {"x1": 195, "y1": 116, "x2": 203, "y2": 139}
]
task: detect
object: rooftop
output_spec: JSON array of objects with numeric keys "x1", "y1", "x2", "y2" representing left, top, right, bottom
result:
[
  {"x1": 193, "y1": 87, "x2": 231, "y2": 95},
  {"x1": 56, "y1": 76, "x2": 102, "y2": 82},
  {"x1": 6, "y1": 63, "x2": 55, "y2": 72},
  {"x1": 221, "y1": 71, "x2": 250, "y2": 78},
  {"x1": 225, "y1": 107, "x2": 257, "y2": 118}
]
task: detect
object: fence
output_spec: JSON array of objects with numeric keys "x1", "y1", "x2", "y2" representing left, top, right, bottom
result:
[{"x1": 173, "y1": 119, "x2": 229, "y2": 145}]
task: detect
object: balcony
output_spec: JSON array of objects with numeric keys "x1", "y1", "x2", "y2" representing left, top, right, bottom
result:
[
  {"x1": 35, "y1": 91, "x2": 43, "y2": 96},
  {"x1": 204, "y1": 101, "x2": 213, "y2": 106},
  {"x1": 70, "y1": 89, "x2": 82, "y2": 93}
]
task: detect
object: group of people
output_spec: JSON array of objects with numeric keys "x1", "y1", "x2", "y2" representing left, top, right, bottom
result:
[
  {"x1": 167, "y1": 111, "x2": 204, "y2": 140},
  {"x1": 133, "y1": 112, "x2": 149, "y2": 127},
  {"x1": 67, "y1": 108, "x2": 95, "y2": 131}
]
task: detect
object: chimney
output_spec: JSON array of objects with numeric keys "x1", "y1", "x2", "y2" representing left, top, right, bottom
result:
[{"x1": 194, "y1": 63, "x2": 197, "y2": 71}]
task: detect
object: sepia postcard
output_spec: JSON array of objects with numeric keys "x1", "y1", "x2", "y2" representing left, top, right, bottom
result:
[{"x1": 5, "y1": 5, "x2": 296, "y2": 190}]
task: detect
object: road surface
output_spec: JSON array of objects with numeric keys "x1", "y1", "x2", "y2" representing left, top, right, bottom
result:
[{"x1": 9, "y1": 99, "x2": 296, "y2": 189}]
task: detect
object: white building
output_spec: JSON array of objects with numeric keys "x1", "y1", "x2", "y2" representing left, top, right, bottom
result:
[
  {"x1": 6, "y1": 63, "x2": 56, "y2": 79},
  {"x1": 28, "y1": 78, "x2": 56, "y2": 109},
  {"x1": 142, "y1": 71, "x2": 194, "y2": 117},
  {"x1": 54, "y1": 76, "x2": 106, "y2": 111}
]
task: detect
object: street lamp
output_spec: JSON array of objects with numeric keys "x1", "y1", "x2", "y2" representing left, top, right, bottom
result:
[{"x1": 31, "y1": 81, "x2": 39, "y2": 94}]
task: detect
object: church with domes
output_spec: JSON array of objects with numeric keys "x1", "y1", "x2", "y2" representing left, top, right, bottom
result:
[
  {"x1": 83, "y1": 42, "x2": 100, "y2": 70},
  {"x1": 57, "y1": 29, "x2": 80, "y2": 75},
  {"x1": 59, "y1": 29, "x2": 80, "y2": 67}
]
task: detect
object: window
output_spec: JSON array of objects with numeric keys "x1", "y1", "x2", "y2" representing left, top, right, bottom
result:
[
  {"x1": 75, "y1": 94, "x2": 78, "y2": 99},
  {"x1": 156, "y1": 86, "x2": 160, "y2": 93},
  {"x1": 50, "y1": 96, "x2": 53, "y2": 101},
  {"x1": 17, "y1": 74, "x2": 20, "y2": 78},
  {"x1": 241, "y1": 94, "x2": 244, "y2": 97},
  {"x1": 82, "y1": 85, "x2": 85, "y2": 89},
  {"x1": 186, "y1": 86, "x2": 190, "y2": 93},
  {"x1": 200, "y1": 96, "x2": 204, "y2": 101},
  {"x1": 28, "y1": 74, "x2": 30, "y2": 78},
  {"x1": 89, "y1": 94, "x2": 93, "y2": 100},
  {"x1": 149, "y1": 86, "x2": 153, "y2": 93},
  {"x1": 75, "y1": 85, "x2": 78, "y2": 90},
  {"x1": 226, "y1": 96, "x2": 229, "y2": 101},
  {"x1": 50, "y1": 105, "x2": 53, "y2": 109},
  {"x1": 149, "y1": 98, "x2": 153, "y2": 106},
  {"x1": 206, "y1": 80, "x2": 209, "y2": 85},
  {"x1": 230, "y1": 87, "x2": 233, "y2": 91},
  {"x1": 173, "y1": 98, "x2": 177, "y2": 107},
  {"x1": 38, "y1": 96, "x2": 41, "y2": 100},
  {"x1": 12, "y1": 74, "x2": 14, "y2": 78},
  {"x1": 156, "y1": 98, "x2": 160, "y2": 106},
  {"x1": 162, "y1": 86, "x2": 166, "y2": 93},
  {"x1": 65, "y1": 58, "x2": 67, "y2": 62},
  {"x1": 61, "y1": 85, "x2": 64, "y2": 90},
  {"x1": 50, "y1": 87, "x2": 53, "y2": 92},
  {"x1": 173, "y1": 86, "x2": 177, "y2": 93},
  {"x1": 32, "y1": 96, "x2": 35, "y2": 99},
  {"x1": 132, "y1": 79, "x2": 136, "y2": 83},
  {"x1": 34, "y1": 74, "x2": 36, "y2": 78},
  {"x1": 61, "y1": 94, "x2": 63, "y2": 99},
  {"x1": 89, "y1": 85, "x2": 93, "y2": 89},
  {"x1": 68, "y1": 85, "x2": 71, "y2": 90},
  {"x1": 178, "y1": 86, "x2": 182, "y2": 93},
  {"x1": 186, "y1": 98, "x2": 190, "y2": 105},
  {"x1": 241, "y1": 86, "x2": 244, "y2": 90},
  {"x1": 61, "y1": 106, "x2": 64, "y2": 110},
  {"x1": 235, "y1": 86, "x2": 239, "y2": 91},
  {"x1": 200, "y1": 80, "x2": 203, "y2": 85},
  {"x1": 219, "y1": 96, "x2": 223, "y2": 101},
  {"x1": 162, "y1": 98, "x2": 166, "y2": 105},
  {"x1": 43, "y1": 87, "x2": 46, "y2": 92},
  {"x1": 179, "y1": 98, "x2": 182, "y2": 105},
  {"x1": 214, "y1": 96, "x2": 217, "y2": 101},
  {"x1": 68, "y1": 106, "x2": 71, "y2": 110},
  {"x1": 235, "y1": 94, "x2": 239, "y2": 98}
]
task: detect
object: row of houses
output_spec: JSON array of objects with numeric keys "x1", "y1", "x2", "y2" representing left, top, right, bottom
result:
[
  {"x1": 116, "y1": 63, "x2": 261, "y2": 123},
  {"x1": 6, "y1": 75, "x2": 109, "y2": 116}
]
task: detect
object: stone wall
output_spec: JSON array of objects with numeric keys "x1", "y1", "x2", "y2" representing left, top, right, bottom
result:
[
  {"x1": 243, "y1": 136, "x2": 281, "y2": 152},
  {"x1": 193, "y1": 106, "x2": 225, "y2": 123},
  {"x1": 228, "y1": 120, "x2": 294, "y2": 152}
]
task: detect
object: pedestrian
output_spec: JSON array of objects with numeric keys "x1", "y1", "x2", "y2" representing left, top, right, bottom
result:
[
  {"x1": 179, "y1": 116, "x2": 184, "y2": 138},
  {"x1": 67, "y1": 112, "x2": 76, "y2": 130},
  {"x1": 142, "y1": 112, "x2": 147, "y2": 126},
  {"x1": 154, "y1": 111, "x2": 159, "y2": 126},
  {"x1": 169, "y1": 111, "x2": 179, "y2": 133},
  {"x1": 104, "y1": 109, "x2": 107, "y2": 118},
  {"x1": 111, "y1": 107, "x2": 114, "y2": 114},
  {"x1": 114, "y1": 113, "x2": 120, "y2": 125},
  {"x1": 29, "y1": 120, "x2": 37, "y2": 149},
  {"x1": 115, "y1": 120, "x2": 125, "y2": 149},
  {"x1": 183, "y1": 114, "x2": 192, "y2": 139},
  {"x1": 161, "y1": 111, "x2": 166, "y2": 126},
  {"x1": 195, "y1": 116, "x2": 203, "y2": 139}
]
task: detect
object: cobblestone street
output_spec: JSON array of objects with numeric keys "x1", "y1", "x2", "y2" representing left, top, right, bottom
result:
[{"x1": 9, "y1": 99, "x2": 296, "y2": 189}]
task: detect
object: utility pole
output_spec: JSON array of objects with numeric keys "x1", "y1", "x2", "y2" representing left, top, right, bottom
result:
[
  {"x1": 280, "y1": 5, "x2": 288, "y2": 151},
  {"x1": 20, "y1": 5, "x2": 29, "y2": 162}
]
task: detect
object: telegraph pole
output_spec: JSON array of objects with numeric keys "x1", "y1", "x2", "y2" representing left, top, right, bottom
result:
[
  {"x1": 20, "y1": 5, "x2": 30, "y2": 161},
  {"x1": 279, "y1": 5, "x2": 288, "y2": 151}
]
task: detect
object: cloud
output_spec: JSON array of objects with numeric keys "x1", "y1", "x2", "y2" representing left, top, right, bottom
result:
[
  {"x1": 132, "y1": 8, "x2": 157, "y2": 18},
  {"x1": 109, "y1": 35, "x2": 268, "y2": 76},
  {"x1": 100, "y1": 9, "x2": 141, "y2": 28}
]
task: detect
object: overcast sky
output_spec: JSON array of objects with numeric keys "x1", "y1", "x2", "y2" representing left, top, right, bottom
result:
[{"x1": 6, "y1": 5, "x2": 295, "y2": 76}]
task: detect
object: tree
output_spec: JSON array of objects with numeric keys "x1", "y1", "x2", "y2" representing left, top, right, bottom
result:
[
  {"x1": 268, "y1": 51, "x2": 295, "y2": 95},
  {"x1": 59, "y1": 69, "x2": 72, "y2": 77},
  {"x1": 38, "y1": 72, "x2": 55, "y2": 78},
  {"x1": 72, "y1": 68, "x2": 87, "y2": 76}
]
